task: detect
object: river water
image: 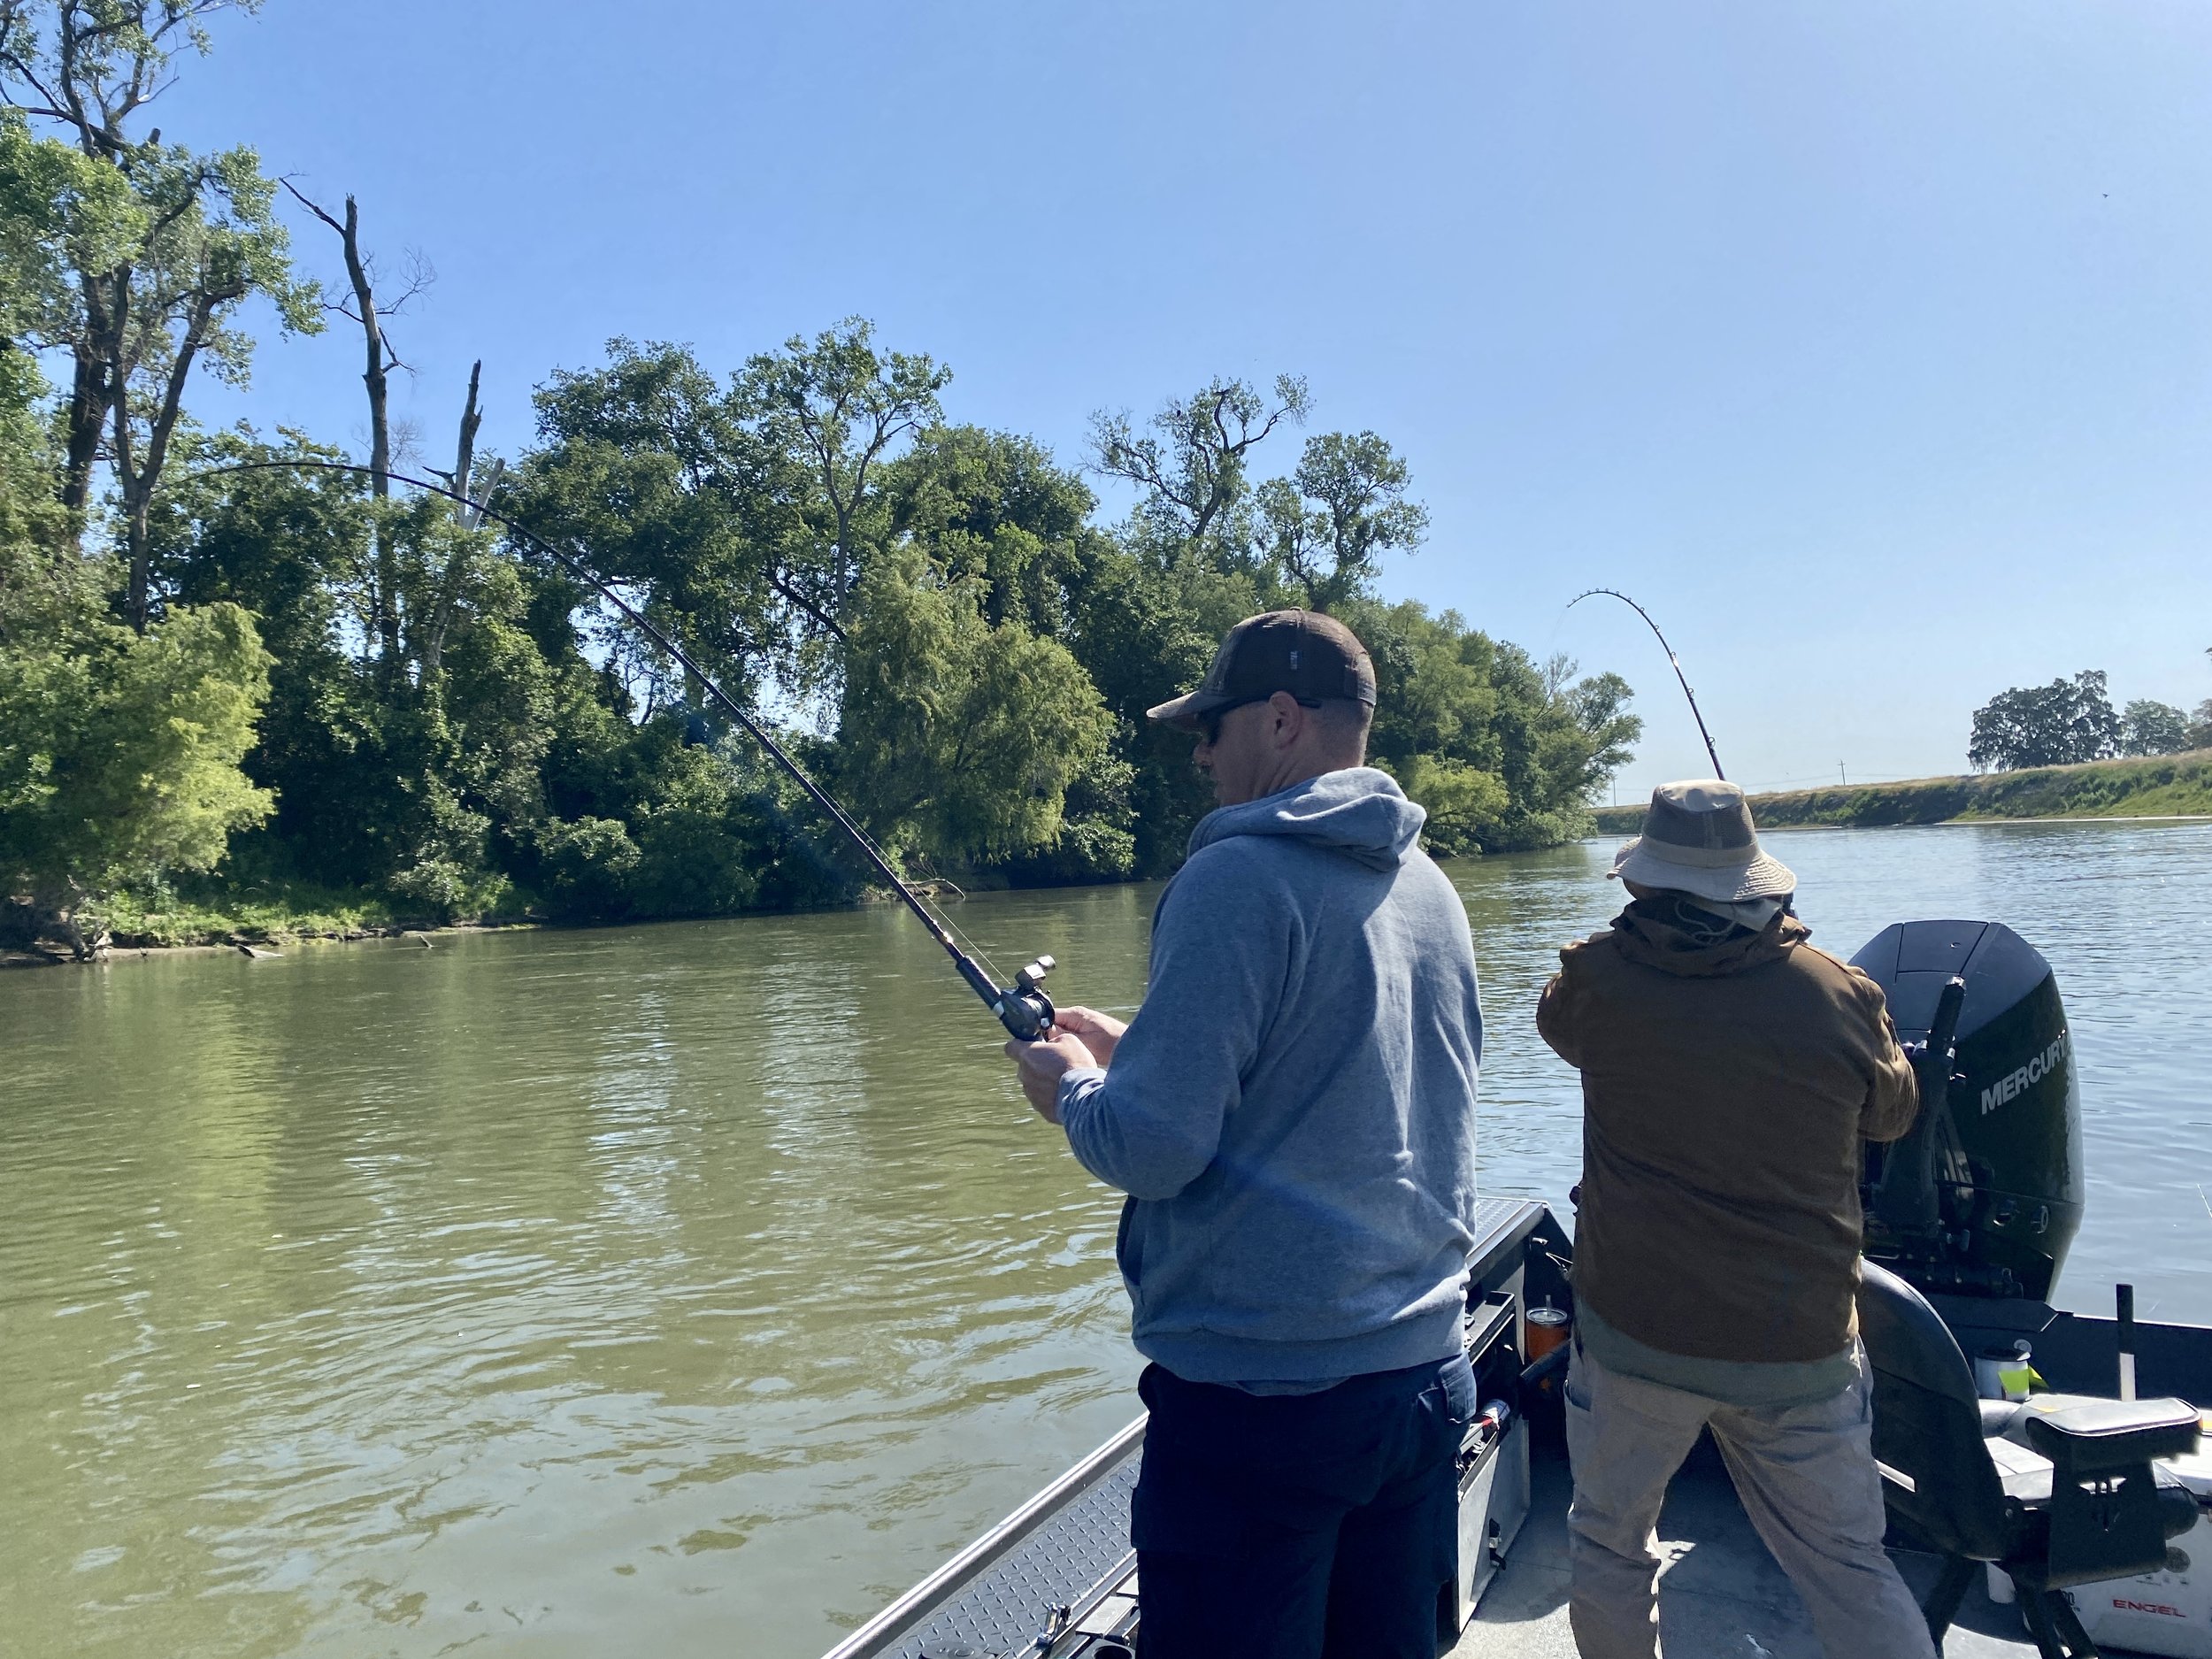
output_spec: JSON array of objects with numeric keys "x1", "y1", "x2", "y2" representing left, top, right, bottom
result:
[{"x1": 3, "y1": 822, "x2": 2208, "y2": 1659}]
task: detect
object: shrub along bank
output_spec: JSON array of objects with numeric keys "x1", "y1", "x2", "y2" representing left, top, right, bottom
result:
[
  {"x1": 1590, "y1": 750, "x2": 2212, "y2": 837},
  {"x1": 3, "y1": 9, "x2": 1644, "y2": 960}
]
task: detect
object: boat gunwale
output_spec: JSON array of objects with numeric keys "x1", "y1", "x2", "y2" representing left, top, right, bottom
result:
[{"x1": 818, "y1": 1415, "x2": 1148, "y2": 1659}]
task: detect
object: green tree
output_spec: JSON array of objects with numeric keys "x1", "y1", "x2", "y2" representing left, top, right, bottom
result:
[
  {"x1": 1969, "y1": 671, "x2": 2121, "y2": 770},
  {"x1": 0, "y1": 599, "x2": 271, "y2": 952},
  {"x1": 1256, "y1": 430, "x2": 1429, "y2": 612},
  {"x1": 520, "y1": 339, "x2": 795, "y2": 700},
  {"x1": 733, "y1": 316, "x2": 949, "y2": 640},
  {"x1": 884, "y1": 423, "x2": 1097, "y2": 634},
  {"x1": 0, "y1": 0, "x2": 320, "y2": 626},
  {"x1": 526, "y1": 724, "x2": 850, "y2": 923},
  {"x1": 150, "y1": 434, "x2": 542, "y2": 913},
  {"x1": 2119, "y1": 698, "x2": 2193, "y2": 757},
  {"x1": 1355, "y1": 600, "x2": 1640, "y2": 854},
  {"x1": 522, "y1": 323, "x2": 949, "y2": 714},
  {"x1": 1064, "y1": 541, "x2": 1262, "y2": 872},
  {"x1": 149, "y1": 430, "x2": 380, "y2": 873},
  {"x1": 0, "y1": 341, "x2": 94, "y2": 633},
  {"x1": 0, "y1": 308, "x2": 272, "y2": 953},
  {"x1": 838, "y1": 547, "x2": 1115, "y2": 869},
  {"x1": 1089, "y1": 373, "x2": 1309, "y2": 571},
  {"x1": 0, "y1": 103, "x2": 138, "y2": 374}
]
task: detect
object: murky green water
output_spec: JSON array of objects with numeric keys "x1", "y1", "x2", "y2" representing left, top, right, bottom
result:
[{"x1": 4, "y1": 823, "x2": 2208, "y2": 1658}]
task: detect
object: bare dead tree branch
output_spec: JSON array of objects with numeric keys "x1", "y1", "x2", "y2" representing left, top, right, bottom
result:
[{"x1": 283, "y1": 178, "x2": 413, "y2": 664}]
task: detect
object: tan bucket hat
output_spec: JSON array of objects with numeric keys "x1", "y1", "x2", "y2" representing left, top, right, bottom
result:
[{"x1": 1609, "y1": 779, "x2": 1796, "y2": 904}]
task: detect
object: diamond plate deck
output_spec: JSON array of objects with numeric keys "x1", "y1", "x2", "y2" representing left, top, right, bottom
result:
[
  {"x1": 823, "y1": 1198, "x2": 1547, "y2": 1659},
  {"x1": 879, "y1": 1453, "x2": 1139, "y2": 1659}
]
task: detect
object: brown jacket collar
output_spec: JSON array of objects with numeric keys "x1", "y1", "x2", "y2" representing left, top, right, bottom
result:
[{"x1": 1611, "y1": 899, "x2": 1810, "y2": 979}]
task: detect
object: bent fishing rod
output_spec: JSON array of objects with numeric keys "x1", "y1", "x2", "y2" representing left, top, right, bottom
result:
[
  {"x1": 1566, "y1": 588, "x2": 1725, "y2": 780},
  {"x1": 173, "y1": 459, "x2": 1060, "y2": 1042}
]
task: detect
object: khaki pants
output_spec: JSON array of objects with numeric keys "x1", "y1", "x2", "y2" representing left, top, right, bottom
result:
[{"x1": 1563, "y1": 1341, "x2": 1937, "y2": 1659}]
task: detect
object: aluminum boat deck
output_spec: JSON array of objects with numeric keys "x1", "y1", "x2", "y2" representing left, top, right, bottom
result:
[
  {"x1": 1450, "y1": 1436, "x2": 2105, "y2": 1657},
  {"x1": 823, "y1": 1198, "x2": 2209, "y2": 1659}
]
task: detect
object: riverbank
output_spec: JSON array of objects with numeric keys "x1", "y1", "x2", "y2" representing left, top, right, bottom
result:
[
  {"x1": 0, "y1": 878, "x2": 530, "y2": 967},
  {"x1": 0, "y1": 874, "x2": 971, "y2": 966},
  {"x1": 1590, "y1": 749, "x2": 2212, "y2": 835},
  {"x1": 20, "y1": 750, "x2": 2206, "y2": 964}
]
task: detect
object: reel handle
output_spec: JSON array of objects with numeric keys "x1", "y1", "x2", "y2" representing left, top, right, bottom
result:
[{"x1": 996, "y1": 956, "x2": 1058, "y2": 1041}]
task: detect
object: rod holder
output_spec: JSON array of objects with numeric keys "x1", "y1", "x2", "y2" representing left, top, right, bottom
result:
[{"x1": 2117, "y1": 1281, "x2": 2137, "y2": 1402}]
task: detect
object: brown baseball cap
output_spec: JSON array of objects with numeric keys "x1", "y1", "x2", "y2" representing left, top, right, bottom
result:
[{"x1": 1146, "y1": 609, "x2": 1379, "y2": 730}]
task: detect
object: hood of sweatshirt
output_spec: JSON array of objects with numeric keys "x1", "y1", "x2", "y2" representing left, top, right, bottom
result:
[{"x1": 1187, "y1": 766, "x2": 1428, "y2": 872}]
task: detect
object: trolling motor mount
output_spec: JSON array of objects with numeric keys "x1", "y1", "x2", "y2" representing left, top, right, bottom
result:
[{"x1": 995, "y1": 956, "x2": 1058, "y2": 1043}]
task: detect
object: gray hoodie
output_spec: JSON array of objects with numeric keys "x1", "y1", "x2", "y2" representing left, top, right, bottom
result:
[{"x1": 1058, "y1": 766, "x2": 1483, "y2": 1385}]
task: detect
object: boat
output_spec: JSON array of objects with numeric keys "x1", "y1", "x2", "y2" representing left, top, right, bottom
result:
[{"x1": 822, "y1": 918, "x2": 2212, "y2": 1659}]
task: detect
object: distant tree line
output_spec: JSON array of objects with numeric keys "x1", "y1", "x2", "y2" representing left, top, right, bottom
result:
[
  {"x1": 1969, "y1": 666, "x2": 2212, "y2": 772},
  {"x1": 0, "y1": 2, "x2": 1640, "y2": 956}
]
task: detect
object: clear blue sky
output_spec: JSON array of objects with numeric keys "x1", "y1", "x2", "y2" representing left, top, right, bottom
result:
[{"x1": 158, "y1": 0, "x2": 2212, "y2": 798}]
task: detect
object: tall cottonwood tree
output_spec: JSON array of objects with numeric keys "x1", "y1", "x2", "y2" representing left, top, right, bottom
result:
[
  {"x1": 734, "y1": 316, "x2": 950, "y2": 632},
  {"x1": 520, "y1": 339, "x2": 804, "y2": 706},
  {"x1": 1257, "y1": 430, "x2": 1430, "y2": 612},
  {"x1": 1089, "y1": 373, "x2": 1310, "y2": 567},
  {"x1": 0, "y1": 0, "x2": 317, "y2": 626},
  {"x1": 523, "y1": 325, "x2": 952, "y2": 710}
]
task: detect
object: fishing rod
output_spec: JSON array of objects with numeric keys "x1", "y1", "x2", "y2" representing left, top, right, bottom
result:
[
  {"x1": 1566, "y1": 588, "x2": 1725, "y2": 780},
  {"x1": 173, "y1": 459, "x2": 1061, "y2": 1042}
]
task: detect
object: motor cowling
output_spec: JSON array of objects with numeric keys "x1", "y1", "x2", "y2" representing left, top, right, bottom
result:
[{"x1": 1852, "y1": 920, "x2": 2084, "y2": 1302}]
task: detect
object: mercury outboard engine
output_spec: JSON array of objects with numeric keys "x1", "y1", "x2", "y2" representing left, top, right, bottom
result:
[{"x1": 1851, "y1": 920, "x2": 2084, "y2": 1302}]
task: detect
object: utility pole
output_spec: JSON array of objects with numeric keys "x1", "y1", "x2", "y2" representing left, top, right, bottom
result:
[{"x1": 1839, "y1": 763, "x2": 1848, "y2": 787}]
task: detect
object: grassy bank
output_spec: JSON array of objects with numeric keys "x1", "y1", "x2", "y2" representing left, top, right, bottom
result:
[
  {"x1": 3, "y1": 879, "x2": 433, "y2": 964},
  {"x1": 1591, "y1": 750, "x2": 2212, "y2": 836},
  {"x1": 12, "y1": 868, "x2": 868, "y2": 962},
  {"x1": 84, "y1": 878, "x2": 480, "y2": 949}
]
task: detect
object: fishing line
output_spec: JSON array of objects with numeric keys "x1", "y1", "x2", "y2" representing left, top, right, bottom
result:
[
  {"x1": 165, "y1": 458, "x2": 1061, "y2": 1041},
  {"x1": 1566, "y1": 588, "x2": 1725, "y2": 780}
]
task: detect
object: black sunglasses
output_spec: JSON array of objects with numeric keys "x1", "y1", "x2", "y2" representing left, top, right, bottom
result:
[{"x1": 1199, "y1": 694, "x2": 1322, "y2": 747}]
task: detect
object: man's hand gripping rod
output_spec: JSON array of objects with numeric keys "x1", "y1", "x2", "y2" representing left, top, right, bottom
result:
[{"x1": 178, "y1": 460, "x2": 1061, "y2": 1042}]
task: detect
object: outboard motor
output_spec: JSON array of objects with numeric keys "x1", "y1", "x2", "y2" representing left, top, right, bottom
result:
[{"x1": 1851, "y1": 921, "x2": 2084, "y2": 1302}]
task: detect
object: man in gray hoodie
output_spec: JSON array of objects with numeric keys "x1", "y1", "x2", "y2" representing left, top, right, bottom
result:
[{"x1": 1006, "y1": 610, "x2": 1484, "y2": 1659}]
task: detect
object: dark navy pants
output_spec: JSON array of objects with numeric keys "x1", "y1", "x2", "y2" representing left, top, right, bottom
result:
[{"x1": 1131, "y1": 1351, "x2": 1476, "y2": 1659}]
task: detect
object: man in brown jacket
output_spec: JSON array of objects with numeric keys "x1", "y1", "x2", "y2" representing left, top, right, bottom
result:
[{"x1": 1538, "y1": 780, "x2": 1932, "y2": 1659}]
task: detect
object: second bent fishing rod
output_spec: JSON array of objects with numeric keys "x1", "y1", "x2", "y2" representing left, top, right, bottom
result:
[
  {"x1": 1567, "y1": 587, "x2": 1725, "y2": 780},
  {"x1": 178, "y1": 459, "x2": 1060, "y2": 1042}
]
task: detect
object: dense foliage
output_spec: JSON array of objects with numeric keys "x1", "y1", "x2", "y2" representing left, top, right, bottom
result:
[
  {"x1": 0, "y1": 3, "x2": 1644, "y2": 956},
  {"x1": 0, "y1": 313, "x2": 275, "y2": 952},
  {"x1": 1970, "y1": 670, "x2": 2208, "y2": 772}
]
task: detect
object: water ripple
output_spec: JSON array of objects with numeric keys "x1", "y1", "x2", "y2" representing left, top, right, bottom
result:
[{"x1": 2, "y1": 831, "x2": 2205, "y2": 1657}]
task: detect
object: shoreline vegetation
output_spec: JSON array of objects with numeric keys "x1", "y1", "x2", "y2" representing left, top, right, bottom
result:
[
  {"x1": 17, "y1": 750, "x2": 2211, "y2": 968},
  {"x1": 0, "y1": 869, "x2": 985, "y2": 964},
  {"x1": 11, "y1": 11, "x2": 2202, "y2": 970},
  {"x1": 0, "y1": 4, "x2": 1671, "y2": 964},
  {"x1": 0, "y1": 9, "x2": 1645, "y2": 964},
  {"x1": 1590, "y1": 749, "x2": 2212, "y2": 837}
]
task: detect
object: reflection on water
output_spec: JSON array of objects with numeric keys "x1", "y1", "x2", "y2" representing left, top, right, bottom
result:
[{"x1": 2, "y1": 823, "x2": 2207, "y2": 1657}]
